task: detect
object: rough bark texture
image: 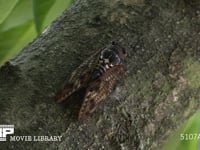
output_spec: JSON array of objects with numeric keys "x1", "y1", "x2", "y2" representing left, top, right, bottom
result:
[{"x1": 0, "y1": 0, "x2": 200, "y2": 149}]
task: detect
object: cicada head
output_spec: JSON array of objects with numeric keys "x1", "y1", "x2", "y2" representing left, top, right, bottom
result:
[
  {"x1": 110, "y1": 41, "x2": 127, "y2": 63},
  {"x1": 100, "y1": 41, "x2": 127, "y2": 67}
]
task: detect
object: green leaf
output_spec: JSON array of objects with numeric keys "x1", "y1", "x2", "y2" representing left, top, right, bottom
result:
[
  {"x1": 0, "y1": 0, "x2": 73, "y2": 64},
  {"x1": 33, "y1": 0, "x2": 73, "y2": 33},
  {"x1": 0, "y1": 0, "x2": 18, "y2": 24},
  {"x1": 161, "y1": 111, "x2": 200, "y2": 150},
  {"x1": 0, "y1": 0, "x2": 36, "y2": 64},
  {"x1": 33, "y1": 0, "x2": 55, "y2": 33},
  {"x1": 0, "y1": 21, "x2": 36, "y2": 64},
  {"x1": 0, "y1": 0, "x2": 33, "y2": 32}
]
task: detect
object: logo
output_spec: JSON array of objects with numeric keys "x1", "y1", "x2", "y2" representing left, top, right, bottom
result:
[
  {"x1": 0, "y1": 125, "x2": 62, "y2": 142},
  {"x1": 0, "y1": 125, "x2": 14, "y2": 141}
]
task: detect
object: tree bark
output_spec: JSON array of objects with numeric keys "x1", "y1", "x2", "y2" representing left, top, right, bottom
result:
[{"x1": 0, "y1": 0, "x2": 200, "y2": 149}]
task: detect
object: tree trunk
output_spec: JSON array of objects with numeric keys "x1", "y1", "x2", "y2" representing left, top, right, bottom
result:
[{"x1": 0, "y1": 0, "x2": 200, "y2": 149}]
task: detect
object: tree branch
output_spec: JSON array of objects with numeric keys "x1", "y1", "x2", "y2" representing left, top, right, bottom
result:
[{"x1": 0, "y1": 0, "x2": 200, "y2": 149}]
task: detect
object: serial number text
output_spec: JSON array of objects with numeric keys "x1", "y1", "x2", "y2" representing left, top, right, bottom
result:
[{"x1": 180, "y1": 133, "x2": 200, "y2": 140}]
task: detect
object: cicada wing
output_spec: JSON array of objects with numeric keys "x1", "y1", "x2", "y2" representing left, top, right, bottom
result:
[
  {"x1": 78, "y1": 65, "x2": 123, "y2": 120},
  {"x1": 55, "y1": 50, "x2": 101, "y2": 103}
]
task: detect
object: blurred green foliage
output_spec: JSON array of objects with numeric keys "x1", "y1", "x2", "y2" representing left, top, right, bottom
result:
[
  {"x1": 0, "y1": 0, "x2": 73, "y2": 64},
  {"x1": 0, "y1": 0, "x2": 199, "y2": 149},
  {"x1": 162, "y1": 111, "x2": 200, "y2": 150}
]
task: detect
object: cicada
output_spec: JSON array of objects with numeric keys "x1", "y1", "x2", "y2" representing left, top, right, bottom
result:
[{"x1": 56, "y1": 41, "x2": 127, "y2": 120}]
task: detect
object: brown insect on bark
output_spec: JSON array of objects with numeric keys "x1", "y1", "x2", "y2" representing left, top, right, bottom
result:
[{"x1": 55, "y1": 41, "x2": 127, "y2": 120}]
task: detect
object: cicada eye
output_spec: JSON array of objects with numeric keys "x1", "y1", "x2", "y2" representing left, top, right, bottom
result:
[
  {"x1": 109, "y1": 54, "x2": 121, "y2": 65},
  {"x1": 122, "y1": 49, "x2": 127, "y2": 56},
  {"x1": 111, "y1": 41, "x2": 116, "y2": 45},
  {"x1": 122, "y1": 49, "x2": 126, "y2": 54},
  {"x1": 100, "y1": 49, "x2": 110, "y2": 59}
]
